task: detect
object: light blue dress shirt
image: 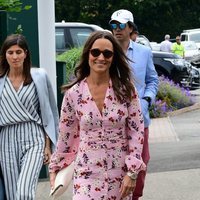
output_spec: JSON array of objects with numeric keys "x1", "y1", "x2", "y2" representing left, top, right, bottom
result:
[{"x1": 127, "y1": 40, "x2": 159, "y2": 127}]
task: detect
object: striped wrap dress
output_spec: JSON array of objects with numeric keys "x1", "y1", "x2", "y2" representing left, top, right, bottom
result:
[
  {"x1": 0, "y1": 77, "x2": 45, "y2": 200},
  {"x1": 49, "y1": 79, "x2": 146, "y2": 200}
]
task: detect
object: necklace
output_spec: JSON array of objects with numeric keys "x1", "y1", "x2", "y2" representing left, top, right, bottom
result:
[{"x1": 8, "y1": 75, "x2": 25, "y2": 91}]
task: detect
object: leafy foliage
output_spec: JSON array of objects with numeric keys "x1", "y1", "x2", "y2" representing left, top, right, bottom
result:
[
  {"x1": 55, "y1": 0, "x2": 200, "y2": 42},
  {"x1": 15, "y1": 24, "x2": 23, "y2": 34},
  {"x1": 0, "y1": 0, "x2": 31, "y2": 12},
  {"x1": 56, "y1": 47, "x2": 83, "y2": 82}
]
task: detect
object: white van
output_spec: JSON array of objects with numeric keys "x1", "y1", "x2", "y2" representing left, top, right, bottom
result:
[
  {"x1": 55, "y1": 22, "x2": 103, "y2": 54},
  {"x1": 180, "y1": 28, "x2": 200, "y2": 49}
]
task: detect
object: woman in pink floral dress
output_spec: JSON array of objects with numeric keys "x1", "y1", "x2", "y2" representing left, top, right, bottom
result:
[{"x1": 49, "y1": 31, "x2": 146, "y2": 200}]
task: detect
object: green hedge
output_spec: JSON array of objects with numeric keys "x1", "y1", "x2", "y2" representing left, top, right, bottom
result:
[{"x1": 57, "y1": 47, "x2": 83, "y2": 83}]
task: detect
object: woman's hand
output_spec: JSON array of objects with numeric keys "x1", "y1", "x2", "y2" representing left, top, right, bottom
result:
[
  {"x1": 43, "y1": 134, "x2": 51, "y2": 165},
  {"x1": 49, "y1": 172, "x2": 57, "y2": 190},
  {"x1": 43, "y1": 147, "x2": 51, "y2": 165},
  {"x1": 119, "y1": 175, "x2": 136, "y2": 198}
]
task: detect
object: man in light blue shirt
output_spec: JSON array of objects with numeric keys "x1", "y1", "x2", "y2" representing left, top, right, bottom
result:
[{"x1": 110, "y1": 9, "x2": 159, "y2": 200}]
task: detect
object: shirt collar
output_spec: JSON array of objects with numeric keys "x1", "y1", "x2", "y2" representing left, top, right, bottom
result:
[{"x1": 128, "y1": 39, "x2": 134, "y2": 51}]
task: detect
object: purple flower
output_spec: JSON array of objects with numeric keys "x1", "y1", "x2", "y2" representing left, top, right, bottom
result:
[{"x1": 150, "y1": 76, "x2": 195, "y2": 118}]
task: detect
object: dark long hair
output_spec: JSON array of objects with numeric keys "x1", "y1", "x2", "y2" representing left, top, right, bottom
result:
[
  {"x1": 62, "y1": 30, "x2": 135, "y2": 102},
  {"x1": 0, "y1": 34, "x2": 32, "y2": 85}
]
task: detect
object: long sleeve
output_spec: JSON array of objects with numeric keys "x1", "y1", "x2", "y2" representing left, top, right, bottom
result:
[
  {"x1": 144, "y1": 49, "x2": 159, "y2": 103},
  {"x1": 49, "y1": 89, "x2": 79, "y2": 173},
  {"x1": 45, "y1": 72, "x2": 59, "y2": 147},
  {"x1": 125, "y1": 91, "x2": 146, "y2": 174}
]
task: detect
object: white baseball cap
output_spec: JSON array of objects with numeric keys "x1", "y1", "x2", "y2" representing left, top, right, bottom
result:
[{"x1": 109, "y1": 9, "x2": 134, "y2": 24}]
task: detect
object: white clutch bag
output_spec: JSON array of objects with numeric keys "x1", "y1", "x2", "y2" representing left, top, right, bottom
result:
[{"x1": 49, "y1": 161, "x2": 74, "y2": 199}]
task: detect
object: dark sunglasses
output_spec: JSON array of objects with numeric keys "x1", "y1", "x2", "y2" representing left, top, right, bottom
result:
[
  {"x1": 90, "y1": 48, "x2": 114, "y2": 59},
  {"x1": 110, "y1": 23, "x2": 126, "y2": 30}
]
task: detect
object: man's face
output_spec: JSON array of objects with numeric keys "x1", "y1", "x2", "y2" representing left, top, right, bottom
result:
[
  {"x1": 176, "y1": 37, "x2": 181, "y2": 44},
  {"x1": 110, "y1": 21, "x2": 132, "y2": 42}
]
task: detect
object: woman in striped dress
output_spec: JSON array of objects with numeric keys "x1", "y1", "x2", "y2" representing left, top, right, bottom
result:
[{"x1": 0, "y1": 34, "x2": 59, "y2": 200}]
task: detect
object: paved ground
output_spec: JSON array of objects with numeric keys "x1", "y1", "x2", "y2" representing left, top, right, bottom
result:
[
  {"x1": 142, "y1": 89, "x2": 200, "y2": 200},
  {"x1": 36, "y1": 89, "x2": 200, "y2": 200},
  {"x1": 142, "y1": 168, "x2": 200, "y2": 200}
]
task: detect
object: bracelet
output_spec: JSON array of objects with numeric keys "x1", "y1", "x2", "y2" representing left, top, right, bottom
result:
[{"x1": 127, "y1": 171, "x2": 138, "y2": 180}]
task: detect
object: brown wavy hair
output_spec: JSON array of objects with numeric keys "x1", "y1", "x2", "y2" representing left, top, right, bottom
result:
[
  {"x1": 62, "y1": 30, "x2": 135, "y2": 102},
  {"x1": 0, "y1": 34, "x2": 32, "y2": 85}
]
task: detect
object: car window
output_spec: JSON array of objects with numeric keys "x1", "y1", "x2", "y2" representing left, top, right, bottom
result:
[
  {"x1": 181, "y1": 34, "x2": 186, "y2": 41},
  {"x1": 190, "y1": 33, "x2": 200, "y2": 42},
  {"x1": 56, "y1": 28, "x2": 65, "y2": 50},
  {"x1": 69, "y1": 28, "x2": 93, "y2": 47}
]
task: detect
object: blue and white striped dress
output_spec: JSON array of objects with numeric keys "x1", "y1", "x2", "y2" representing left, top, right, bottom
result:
[{"x1": 0, "y1": 77, "x2": 45, "y2": 200}]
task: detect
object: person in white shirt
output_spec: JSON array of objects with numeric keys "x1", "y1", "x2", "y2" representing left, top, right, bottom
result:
[{"x1": 160, "y1": 34, "x2": 172, "y2": 52}]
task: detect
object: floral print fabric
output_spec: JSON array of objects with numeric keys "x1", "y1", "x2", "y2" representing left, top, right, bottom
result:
[{"x1": 49, "y1": 79, "x2": 145, "y2": 200}]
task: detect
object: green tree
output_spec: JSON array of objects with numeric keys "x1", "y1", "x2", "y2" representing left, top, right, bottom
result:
[
  {"x1": 0, "y1": 0, "x2": 31, "y2": 12},
  {"x1": 55, "y1": 0, "x2": 200, "y2": 42}
]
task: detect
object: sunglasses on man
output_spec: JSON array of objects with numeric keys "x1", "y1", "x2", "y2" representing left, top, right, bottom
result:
[
  {"x1": 110, "y1": 23, "x2": 126, "y2": 30},
  {"x1": 90, "y1": 48, "x2": 114, "y2": 59}
]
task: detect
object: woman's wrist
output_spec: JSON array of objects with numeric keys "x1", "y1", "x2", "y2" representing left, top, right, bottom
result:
[{"x1": 45, "y1": 134, "x2": 51, "y2": 146}]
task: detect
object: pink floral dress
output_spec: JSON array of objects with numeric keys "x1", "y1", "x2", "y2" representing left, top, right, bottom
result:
[{"x1": 49, "y1": 79, "x2": 146, "y2": 200}]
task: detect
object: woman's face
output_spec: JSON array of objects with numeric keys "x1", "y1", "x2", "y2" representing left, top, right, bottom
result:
[
  {"x1": 6, "y1": 44, "x2": 27, "y2": 70},
  {"x1": 88, "y1": 38, "x2": 114, "y2": 75}
]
